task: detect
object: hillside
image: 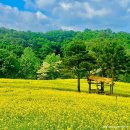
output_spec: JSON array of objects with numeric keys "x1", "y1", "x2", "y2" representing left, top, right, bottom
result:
[{"x1": 1, "y1": 27, "x2": 130, "y2": 82}]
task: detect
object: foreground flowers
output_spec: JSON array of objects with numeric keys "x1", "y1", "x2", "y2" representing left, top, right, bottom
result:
[{"x1": 0, "y1": 79, "x2": 130, "y2": 130}]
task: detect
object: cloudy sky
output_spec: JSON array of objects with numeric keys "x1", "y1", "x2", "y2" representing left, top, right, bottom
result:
[{"x1": 0, "y1": 0, "x2": 130, "y2": 32}]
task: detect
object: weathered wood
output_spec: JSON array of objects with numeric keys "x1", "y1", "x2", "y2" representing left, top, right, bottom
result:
[
  {"x1": 88, "y1": 80, "x2": 91, "y2": 93},
  {"x1": 112, "y1": 84, "x2": 114, "y2": 94},
  {"x1": 87, "y1": 75, "x2": 114, "y2": 95},
  {"x1": 110, "y1": 84, "x2": 112, "y2": 95},
  {"x1": 89, "y1": 82, "x2": 102, "y2": 84},
  {"x1": 101, "y1": 82, "x2": 104, "y2": 92},
  {"x1": 77, "y1": 76, "x2": 80, "y2": 92},
  {"x1": 88, "y1": 75, "x2": 112, "y2": 84}
]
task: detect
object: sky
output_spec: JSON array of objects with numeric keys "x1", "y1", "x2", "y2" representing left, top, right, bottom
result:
[{"x1": 0, "y1": 0, "x2": 130, "y2": 32}]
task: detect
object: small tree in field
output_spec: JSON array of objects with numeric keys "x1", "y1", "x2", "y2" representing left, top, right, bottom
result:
[{"x1": 63, "y1": 40, "x2": 94, "y2": 92}]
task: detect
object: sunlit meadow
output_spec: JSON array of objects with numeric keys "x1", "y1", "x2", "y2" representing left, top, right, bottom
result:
[{"x1": 0, "y1": 79, "x2": 130, "y2": 130}]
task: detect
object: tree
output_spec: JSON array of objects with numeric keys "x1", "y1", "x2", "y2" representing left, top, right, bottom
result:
[
  {"x1": 92, "y1": 40, "x2": 130, "y2": 93},
  {"x1": 19, "y1": 47, "x2": 40, "y2": 79},
  {"x1": 37, "y1": 53, "x2": 61, "y2": 79},
  {"x1": 0, "y1": 49, "x2": 19, "y2": 78},
  {"x1": 37, "y1": 62, "x2": 50, "y2": 79},
  {"x1": 1, "y1": 27, "x2": 130, "y2": 81},
  {"x1": 63, "y1": 40, "x2": 94, "y2": 92}
]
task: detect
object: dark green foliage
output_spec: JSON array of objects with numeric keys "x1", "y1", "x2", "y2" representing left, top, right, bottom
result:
[
  {"x1": 0, "y1": 49, "x2": 19, "y2": 78},
  {"x1": 19, "y1": 47, "x2": 40, "y2": 79},
  {"x1": 0, "y1": 27, "x2": 130, "y2": 81},
  {"x1": 63, "y1": 40, "x2": 94, "y2": 91},
  {"x1": 92, "y1": 40, "x2": 130, "y2": 81}
]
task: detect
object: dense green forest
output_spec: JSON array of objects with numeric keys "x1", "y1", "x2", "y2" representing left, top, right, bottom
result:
[{"x1": 0, "y1": 27, "x2": 130, "y2": 83}]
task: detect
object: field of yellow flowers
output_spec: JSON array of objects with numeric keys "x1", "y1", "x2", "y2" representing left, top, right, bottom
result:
[{"x1": 0, "y1": 79, "x2": 130, "y2": 130}]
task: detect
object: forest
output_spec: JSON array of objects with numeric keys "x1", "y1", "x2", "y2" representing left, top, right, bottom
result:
[{"x1": 0, "y1": 27, "x2": 130, "y2": 83}]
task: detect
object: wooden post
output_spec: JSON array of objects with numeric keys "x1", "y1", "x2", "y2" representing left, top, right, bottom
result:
[
  {"x1": 101, "y1": 82, "x2": 104, "y2": 93},
  {"x1": 77, "y1": 77, "x2": 80, "y2": 92},
  {"x1": 112, "y1": 84, "x2": 113, "y2": 94},
  {"x1": 103, "y1": 82, "x2": 104, "y2": 92},
  {"x1": 110, "y1": 84, "x2": 112, "y2": 95},
  {"x1": 96, "y1": 83, "x2": 99, "y2": 93},
  {"x1": 88, "y1": 80, "x2": 91, "y2": 93},
  {"x1": 111, "y1": 67, "x2": 114, "y2": 95},
  {"x1": 77, "y1": 72, "x2": 80, "y2": 92}
]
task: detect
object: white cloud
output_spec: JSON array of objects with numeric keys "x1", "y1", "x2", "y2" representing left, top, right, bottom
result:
[
  {"x1": 24, "y1": 0, "x2": 56, "y2": 10},
  {"x1": 118, "y1": 0, "x2": 130, "y2": 8},
  {"x1": 0, "y1": 3, "x2": 52, "y2": 32},
  {"x1": 1, "y1": 0, "x2": 130, "y2": 32},
  {"x1": 60, "y1": 25, "x2": 83, "y2": 31},
  {"x1": 127, "y1": 8, "x2": 130, "y2": 13},
  {"x1": 24, "y1": 0, "x2": 110, "y2": 19},
  {"x1": 36, "y1": 11, "x2": 48, "y2": 20},
  {"x1": 92, "y1": 0, "x2": 102, "y2": 2},
  {"x1": 59, "y1": 2, "x2": 73, "y2": 11},
  {"x1": 83, "y1": 2, "x2": 110, "y2": 18},
  {"x1": 54, "y1": 1, "x2": 110, "y2": 20},
  {"x1": 36, "y1": 0, "x2": 55, "y2": 8}
]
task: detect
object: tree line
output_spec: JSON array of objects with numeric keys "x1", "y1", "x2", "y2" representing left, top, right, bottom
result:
[{"x1": 0, "y1": 27, "x2": 130, "y2": 87}]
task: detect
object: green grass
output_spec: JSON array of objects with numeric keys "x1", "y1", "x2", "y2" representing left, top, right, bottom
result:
[
  {"x1": 0, "y1": 78, "x2": 130, "y2": 97},
  {"x1": 0, "y1": 78, "x2": 130, "y2": 130}
]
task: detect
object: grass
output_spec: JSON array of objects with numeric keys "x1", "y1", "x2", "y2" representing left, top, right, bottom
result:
[
  {"x1": 0, "y1": 78, "x2": 130, "y2": 130},
  {"x1": 0, "y1": 78, "x2": 130, "y2": 97}
]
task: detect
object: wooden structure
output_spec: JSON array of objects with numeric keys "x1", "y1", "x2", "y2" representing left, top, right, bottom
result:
[{"x1": 87, "y1": 75, "x2": 114, "y2": 95}]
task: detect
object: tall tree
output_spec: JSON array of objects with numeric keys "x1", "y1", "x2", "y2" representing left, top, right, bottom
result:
[
  {"x1": 63, "y1": 40, "x2": 94, "y2": 92},
  {"x1": 19, "y1": 47, "x2": 40, "y2": 79}
]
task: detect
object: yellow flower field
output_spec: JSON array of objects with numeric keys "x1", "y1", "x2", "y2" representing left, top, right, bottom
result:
[{"x1": 0, "y1": 79, "x2": 130, "y2": 130}]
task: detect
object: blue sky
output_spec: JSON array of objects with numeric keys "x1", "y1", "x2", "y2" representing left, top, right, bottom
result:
[{"x1": 0, "y1": 0, "x2": 130, "y2": 32}]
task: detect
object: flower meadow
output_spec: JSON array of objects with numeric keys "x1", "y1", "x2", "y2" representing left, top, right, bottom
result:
[{"x1": 0, "y1": 79, "x2": 130, "y2": 130}]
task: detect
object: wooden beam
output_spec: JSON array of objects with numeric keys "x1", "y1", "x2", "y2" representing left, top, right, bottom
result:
[{"x1": 88, "y1": 75, "x2": 112, "y2": 84}]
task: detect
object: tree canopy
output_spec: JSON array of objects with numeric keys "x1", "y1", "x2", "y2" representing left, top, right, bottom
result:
[
  {"x1": 0, "y1": 27, "x2": 130, "y2": 83},
  {"x1": 63, "y1": 40, "x2": 95, "y2": 92}
]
